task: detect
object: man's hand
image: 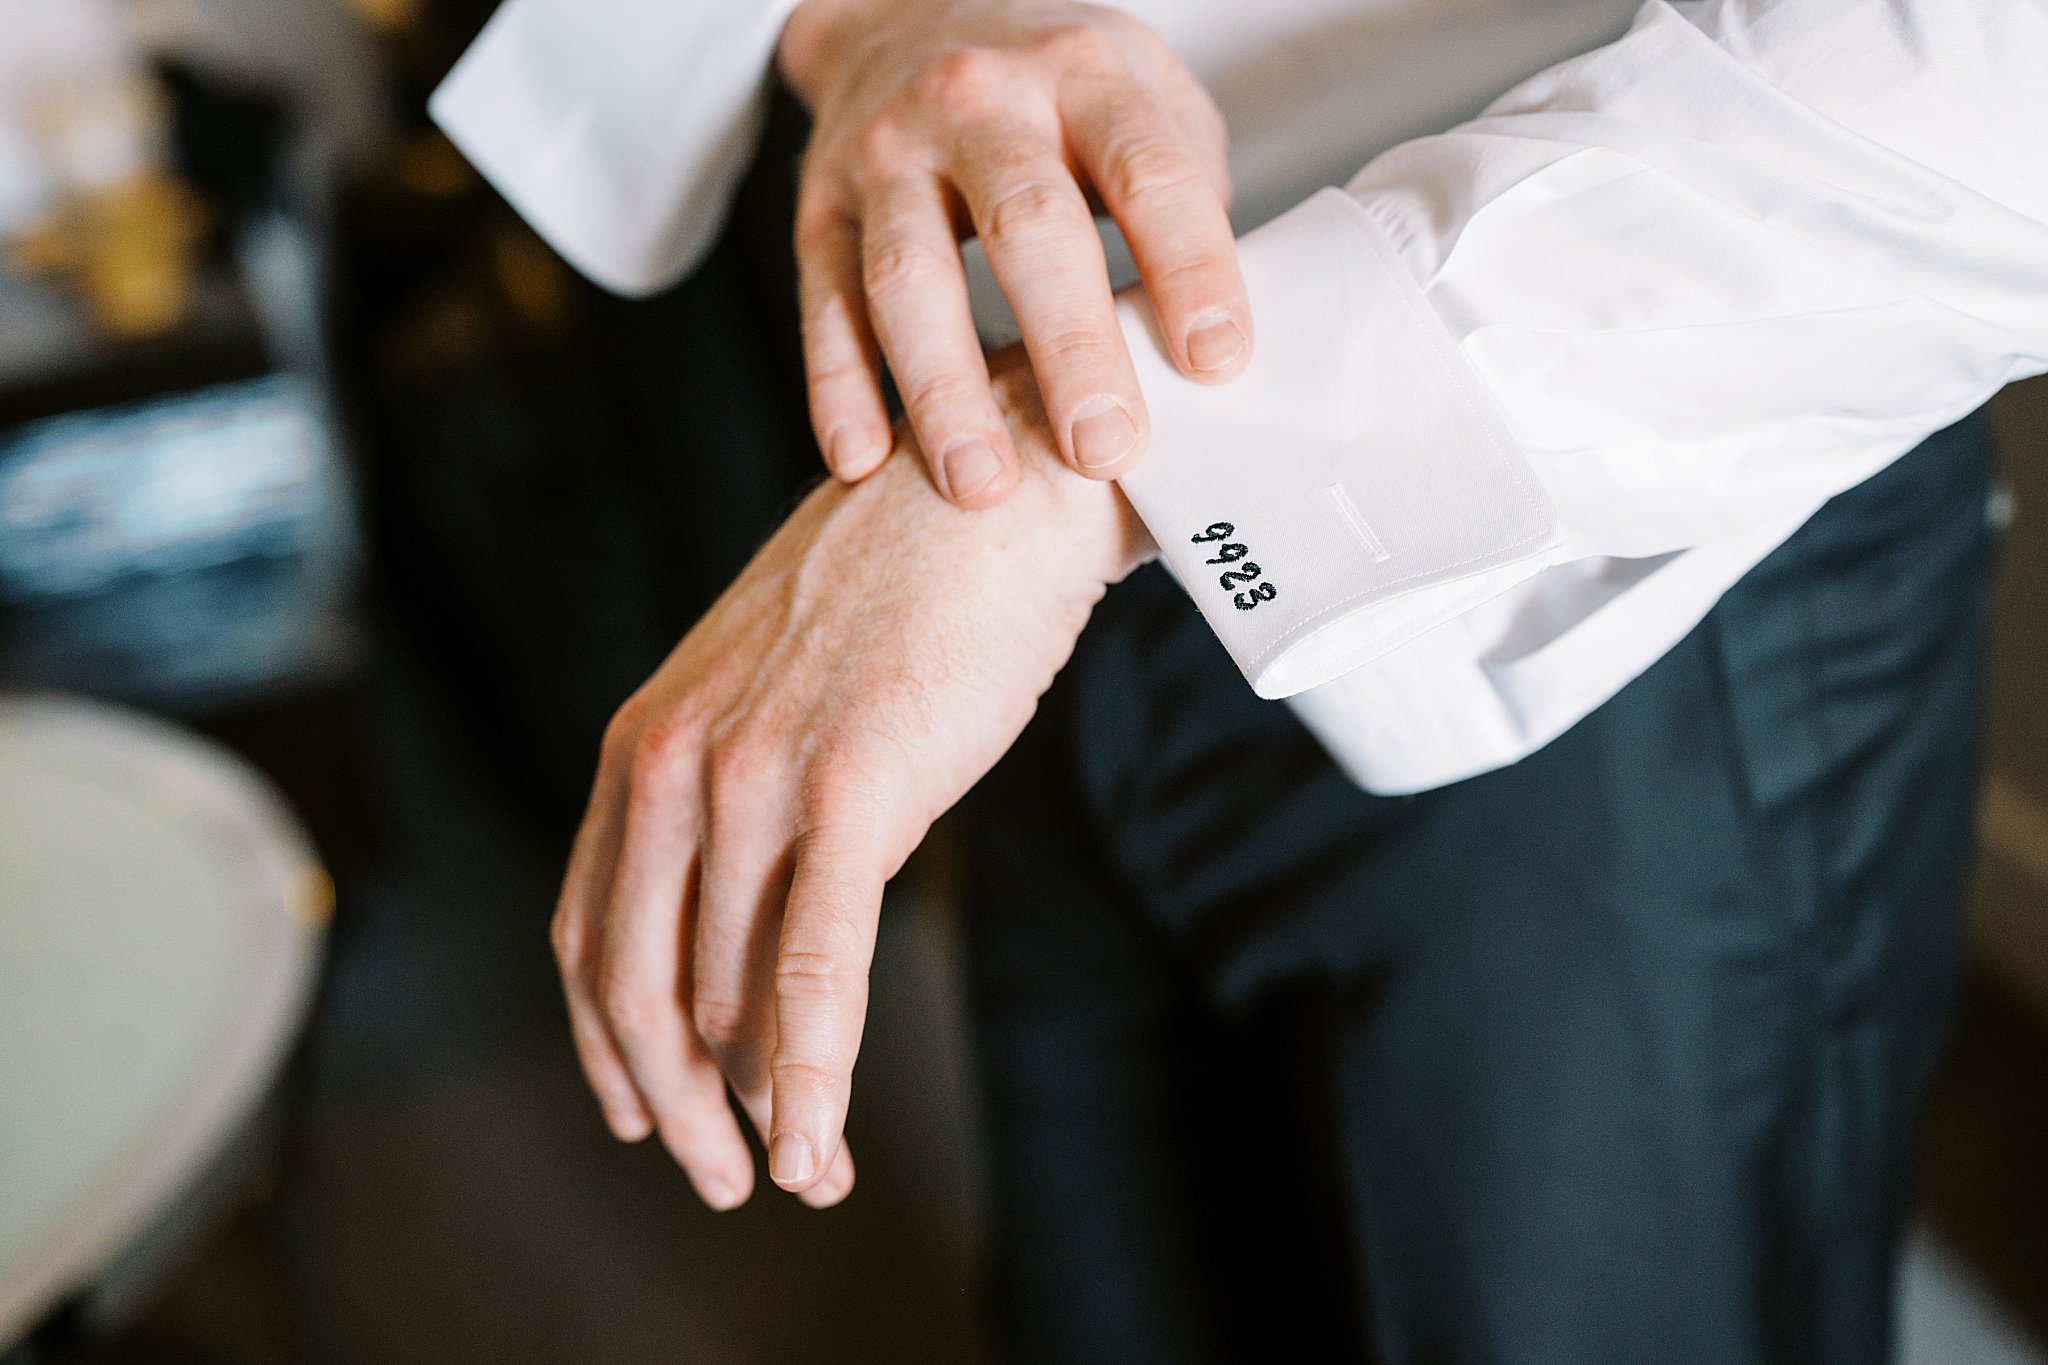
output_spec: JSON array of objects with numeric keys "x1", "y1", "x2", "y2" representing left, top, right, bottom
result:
[
  {"x1": 553, "y1": 354, "x2": 1155, "y2": 1208},
  {"x1": 779, "y1": 0, "x2": 1250, "y2": 507}
]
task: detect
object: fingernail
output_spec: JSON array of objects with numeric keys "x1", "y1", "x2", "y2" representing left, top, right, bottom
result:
[
  {"x1": 825, "y1": 423, "x2": 862, "y2": 476},
  {"x1": 699, "y1": 1172, "x2": 745, "y2": 1212},
  {"x1": 607, "y1": 1109, "x2": 651, "y2": 1142},
  {"x1": 1185, "y1": 313, "x2": 1246, "y2": 374},
  {"x1": 770, "y1": 1132, "x2": 817, "y2": 1188},
  {"x1": 1070, "y1": 395, "x2": 1137, "y2": 471},
  {"x1": 942, "y1": 437, "x2": 1003, "y2": 500},
  {"x1": 800, "y1": 1171, "x2": 853, "y2": 1209}
]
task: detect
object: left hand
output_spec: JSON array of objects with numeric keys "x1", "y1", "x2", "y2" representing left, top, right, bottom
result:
[
  {"x1": 551, "y1": 353, "x2": 1154, "y2": 1208},
  {"x1": 778, "y1": 0, "x2": 1249, "y2": 506}
]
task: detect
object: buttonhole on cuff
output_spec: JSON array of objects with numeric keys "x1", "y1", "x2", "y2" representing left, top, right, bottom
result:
[{"x1": 1324, "y1": 482, "x2": 1391, "y2": 563}]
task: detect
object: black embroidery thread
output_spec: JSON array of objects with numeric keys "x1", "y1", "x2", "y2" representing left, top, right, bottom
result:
[
  {"x1": 1234, "y1": 583, "x2": 1277, "y2": 610},
  {"x1": 1191, "y1": 523, "x2": 1280, "y2": 611}
]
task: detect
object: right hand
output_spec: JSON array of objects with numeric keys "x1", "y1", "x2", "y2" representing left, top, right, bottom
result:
[{"x1": 779, "y1": 0, "x2": 1252, "y2": 507}]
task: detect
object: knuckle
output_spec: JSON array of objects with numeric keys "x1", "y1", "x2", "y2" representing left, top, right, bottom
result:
[
  {"x1": 806, "y1": 351, "x2": 872, "y2": 392},
  {"x1": 799, "y1": 273, "x2": 850, "y2": 325},
  {"x1": 1104, "y1": 136, "x2": 1204, "y2": 206},
  {"x1": 800, "y1": 762, "x2": 863, "y2": 822},
  {"x1": 980, "y1": 179, "x2": 1081, "y2": 255},
  {"x1": 1036, "y1": 324, "x2": 1120, "y2": 370},
  {"x1": 799, "y1": 286, "x2": 870, "y2": 365},
  {"x1": 549, "y1": 905, "x2": 586, "y2": 967},
  {"x1": 691, "y1": 993, "x2": 750, "y2": 1051},
  {"x1": 598, "y1": 705, "x2": 642, "y2": 770},
  {"x1": 597, "y1": 970, "x2": 663, "y2": 1040},
  {"x1": 863, "y1": 234, "x2": 949, "y2": 306},
  {"x1": 919, "y1": 47, "x2": 1011, "y2": 113},
  {"x1": 852, "y1": 114, "x2": 912, "y2": 172},
  {"x1": 899, "y1": 370, "x2": 981, "y2": 427},
  {"x1": 1038, "y1": 20, "x2": 1119, "y2": 71},
  {"x1": 1151, "y1": 252, "x2": 1232, "y2": 293},
  {"x1": 776, "y1": 947, "x2": 864, "y2": 1004},
  {"x1": 1147, "y1": 255, "x2": 1242, "y2": 318},
  {"x1": 792, "y1": 198, "x2": 849, "y2": 258},
  {"x1": 626, "y1": 716, "x2": 694, "y2": 801},
  {"x1": 768, "y1": 1055, "x2": 840, "y2": 1104},
  {"x1": 705, "y1": 725, "x2": 772, "y2": 798}
]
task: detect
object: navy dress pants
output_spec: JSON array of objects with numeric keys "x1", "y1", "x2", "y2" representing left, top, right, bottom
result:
[{"x1": 960, "y1": 412, "x2": 1997, "y2": 1365}]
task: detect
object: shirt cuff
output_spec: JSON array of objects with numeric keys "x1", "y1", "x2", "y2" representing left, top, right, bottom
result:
[
  {"x1": 428, "y1": 0, "x2": 800, "y2": 297},
  {"x1": 1115, "y1": 187, "x2": 1560, "y2": 699}
]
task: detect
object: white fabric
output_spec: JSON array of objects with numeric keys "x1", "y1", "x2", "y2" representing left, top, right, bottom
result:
[
  {"x1": 428, "y1": 0, "x2": 803, "y2": 297},
  {"x1": 430, "y1": 0, "x2": 2048, "y2": 793},
  {"x1": 1115, "y1": 188, "x2": 1561, "y2": 700}
]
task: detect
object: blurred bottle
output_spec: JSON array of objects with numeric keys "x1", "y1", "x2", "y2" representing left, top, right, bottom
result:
[{"x1": 1, "y1": 0, "x2": 203, "y2": 339}]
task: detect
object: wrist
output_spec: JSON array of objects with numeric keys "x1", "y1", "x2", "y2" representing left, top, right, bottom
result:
[
  {"x1": 1019, "y1": 455, "x2": 1157, "y2": 586},
  {"x1": 1108, "y1": 485, "x2": 1160, "y2": 580},
  {"x1": 987, "y1": 354, "x2": 1156, "y2": 583}
]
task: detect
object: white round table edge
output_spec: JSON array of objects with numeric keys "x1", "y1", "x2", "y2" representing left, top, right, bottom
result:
[{"x1": 0, "y1": 694, "x2": 329, "y2": 1347}]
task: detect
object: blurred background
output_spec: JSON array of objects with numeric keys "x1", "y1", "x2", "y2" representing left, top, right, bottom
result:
[{"x1": 0, "y1": 1, "x2": 2042, "y2": 1362}]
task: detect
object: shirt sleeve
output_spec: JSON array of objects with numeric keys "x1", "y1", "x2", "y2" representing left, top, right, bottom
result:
[
  {"x1": 1117, "y1": 0, "x2": 2048, "y2": 766},
  {"x1": 421, "y1": 0, "x2": 1406, "y2": 297},
  {"x1": 427, "y1": 0, "x2": 801, "y2": 296}
]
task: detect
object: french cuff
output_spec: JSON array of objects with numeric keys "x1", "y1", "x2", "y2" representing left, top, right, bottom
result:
[
  {"x1": 1115, "y1": 188, "x2": 1560, "y2": 699},
  {"x1": 428, "y1": 0, "x2": 799, "y2": 297}
]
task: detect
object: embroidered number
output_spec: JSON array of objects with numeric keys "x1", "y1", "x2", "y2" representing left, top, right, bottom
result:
[{"x1": 1191, "y1": 522, "x2": 1279, "y2": 612}]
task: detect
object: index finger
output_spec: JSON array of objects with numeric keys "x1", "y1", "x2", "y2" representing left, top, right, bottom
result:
[
  {"x1": 1062, "y1": 81, "x2": 1251, "y2": 383},
  {"x1": 765, "y1": 826, "x2": 889, "y2": 1195},
  {"x1": 953, "y1": 126, "x2": 1148, "y2": 480},
  {"x1": 858, "y1": 174, "x2": 1022, "y2": 508}
]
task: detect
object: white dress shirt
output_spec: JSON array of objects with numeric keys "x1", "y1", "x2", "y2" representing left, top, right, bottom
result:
[{"x1": 430, "y1": 0, "x2": 2048, "y2": 793}]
